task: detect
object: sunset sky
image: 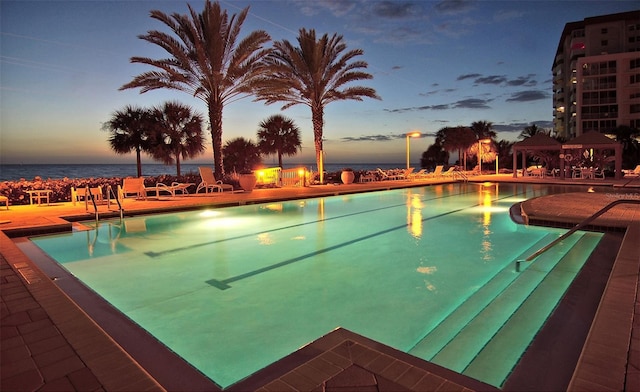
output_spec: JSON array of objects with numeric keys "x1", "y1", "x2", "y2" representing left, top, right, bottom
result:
[{"x1": 1, "y1": 0, "x2": 638, "y2": 167}]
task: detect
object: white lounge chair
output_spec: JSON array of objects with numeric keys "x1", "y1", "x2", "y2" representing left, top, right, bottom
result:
[
  {"x1": 196, "y1": 167, "x2": 234, "y2": 193},
  {"x1": 118, "y1": 177, "x2": 147, "y2": 200},
  {"x1": 72, "y1": 186, "x2": 103, "y2": 205},
  {"x1": 425, "y1": 165, "x2": 444, "y2": 178},
  {"x1": 156, "y1": 182, "x2": 194, "y2": 197}
]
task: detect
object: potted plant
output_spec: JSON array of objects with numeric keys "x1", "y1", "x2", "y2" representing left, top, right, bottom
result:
[
  {"x1": 341, "y1": 168, "x2": 355, "y2": 184},
  {"x1": 238, "y1": 171, "x2": 258, "y2": 192}
]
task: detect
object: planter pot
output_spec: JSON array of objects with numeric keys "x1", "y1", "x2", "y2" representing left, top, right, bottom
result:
[
  {"x1": 239, "y1": 173, "x2": 257, "y2": 192},
  {"x1": 341, "y1": 170, "x2": 355, "y2": 184}
]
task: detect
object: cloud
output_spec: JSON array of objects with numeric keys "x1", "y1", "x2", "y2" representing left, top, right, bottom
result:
[
  {"x1": 474, "y1": 75, "x2": 507, "y2": 85},
  {"x1": 506, "y1": 74, "x2": 537, "y2": 87},
  {"x1": 457, "y1": 73, "x2": 481, "y2": 81},
  {"x1": 434, "y1": 0, "x2": 474, "y2": 15},
  {"x1": 493, "y1": 120, "x2": 553, "y2": 133},
  {"x1": 341, "y1": 132, "x2": 437, "y2": 142},
  {"x1": 506, "y1": 90, "x2": 549, "y2": 102},
  {"x1": 453, "y1": 98, "x2": 492, "y2": 109},
  {"x1": 297, "y1": 0, "x2": 357, "y2": 17},
  {"x1": 372, "y1": 1, "x2": 420, "y2": 18}
]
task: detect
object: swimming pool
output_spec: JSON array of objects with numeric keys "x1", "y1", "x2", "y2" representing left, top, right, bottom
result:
[{"x1": 30, "y1": 182, "x2": 602, "y2": 388}]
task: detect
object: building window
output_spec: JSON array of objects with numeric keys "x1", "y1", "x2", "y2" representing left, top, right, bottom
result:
[
  {"x1": 631, "y1": 74, "x2": 640, "y2": 84},
  {"x1": 631, "y1": 58, "x2": 640, "y2": 69},
  {"x1": 601, "y1": 40, "x2": 608, "y2": 46},
  {"x1": 631, "y1": 104, "x2": 640, "y2": 114},
  {"x1": 601, "y1": 28, "x2": 608, "y2": 34}
]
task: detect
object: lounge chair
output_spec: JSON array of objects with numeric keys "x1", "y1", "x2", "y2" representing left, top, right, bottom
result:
[
  {"x1": 409, "y1": 169, "x2": 427, "y2": 180},
  {"x1": 196, "y1": 166, "x2": 234, "y2": 193},
  {"x1": 156, "y1": 182, "x2": 194, "y2": 197},
  {"x1": 624, "y1": 165, "x2": 640, "y2": 177},
  {"x1": 425, "y1": 165, "x2": 444, "y2": 178},
  {"x1": 441, "y1": 167, "x2": 456, "y2": 177},
  {"x1": 71, "y1": 186, "x2": 103, "y2": 206},
  {"x1": 376, "y1": 168, "x2": 403, "y2": 181},
  {"x1": 118, "y1": 177, "x2": 147, "y2": 200}
]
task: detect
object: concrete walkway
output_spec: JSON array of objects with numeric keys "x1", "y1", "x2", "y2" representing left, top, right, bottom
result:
[{"x1": 1, "y1": 175, "x2": 639, "y2": 391}]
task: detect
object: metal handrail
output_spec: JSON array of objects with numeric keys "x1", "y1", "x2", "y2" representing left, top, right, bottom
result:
[
  {"x1": 516, "y1": 199, "x2": 640, "y2": 272},
  {"x1": 87, "y1": 186, "x2": 98, "y2": 224},
  {"x1": 106, "y1": 185, "x2": 123, "y2": 223}
]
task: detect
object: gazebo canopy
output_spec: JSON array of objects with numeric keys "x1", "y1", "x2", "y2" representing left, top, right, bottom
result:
[
  {"x1": 563, "y1": 131, "x2": 620, "y2": 150},
  {"x1": 512, "y1": 133, "x2": 561, "y2": 151}
]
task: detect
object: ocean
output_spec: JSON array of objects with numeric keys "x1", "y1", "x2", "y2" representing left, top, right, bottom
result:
[{"x1": 0, "y1": 163, "x2": 407, "y2": 182}]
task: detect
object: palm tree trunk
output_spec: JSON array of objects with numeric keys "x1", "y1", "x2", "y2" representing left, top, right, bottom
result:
[
  {"x1": 176, "y1": 153, "x2": 181, "y2": 176},
  {"x1": 135, "y1": 147, "x2": 142, "y2": 177},
  {"x1": 312, "y1": 105, "x2": 324, "y2": 183},
  {"x1": 208, "y1": 98, "x2": 224, "y2": 178}
]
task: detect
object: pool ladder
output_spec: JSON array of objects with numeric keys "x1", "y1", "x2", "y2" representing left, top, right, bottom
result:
[
  {"x1": 85, "y1": 185, "x2": 123, "y2": 224},
  {"x1": 516, "y1": 199, "x2": 640, "y2": 272}
]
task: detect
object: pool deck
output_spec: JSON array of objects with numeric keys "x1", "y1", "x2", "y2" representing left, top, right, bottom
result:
[{"x1": 1, "y1": 174, "x2": 639, "y2": 391}]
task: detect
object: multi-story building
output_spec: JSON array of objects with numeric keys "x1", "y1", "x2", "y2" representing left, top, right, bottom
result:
[{"x1": 552, "y1": 10, "x2": 640, "y2": 139}]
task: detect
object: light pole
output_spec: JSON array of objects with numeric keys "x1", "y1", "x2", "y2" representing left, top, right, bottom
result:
[
  {"x1": 478, "y1": 138, "x2": 491, "y2": 173},
  {"x1": 406, "y1": 131, "x2": 421, "y2": 169}
]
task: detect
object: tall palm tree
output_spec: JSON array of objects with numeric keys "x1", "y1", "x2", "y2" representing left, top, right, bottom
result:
[
  {"x1": 222, "y1": 137, "x2": 262, "y2": 174},
  {"x1": 102, "y1": 105, "x2": 154, "y2": 177},
  {"x1": 119, "y1": 0, "x2": 271, "y2": 178},
  {"x1": 470, "y1": 120, "x2": 496, "y2": 140},
  {"x1": 257, "y1": 114, "x2": 302, "y2": 168},
  {"x1": 252, "y1": 28, "x2": 380, "y2": 183},
  {"x1": 518, "y1": 123, "x2": 547, "y2": 140},
  {"x1": 149, "y1": 101, "x2": 206, "y2": 176}
]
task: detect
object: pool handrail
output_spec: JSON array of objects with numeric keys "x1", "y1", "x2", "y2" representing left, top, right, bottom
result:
[{"x1": 516, "y1": 198, "x2": 640, "y2": 272}]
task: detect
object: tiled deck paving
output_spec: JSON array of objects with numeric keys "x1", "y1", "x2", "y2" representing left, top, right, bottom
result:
[{"x1": 1, "y1": 174, "x2": 639, "y2": 391}]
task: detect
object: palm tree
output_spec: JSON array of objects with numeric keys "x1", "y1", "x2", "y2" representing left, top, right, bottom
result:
[
  {"x1": 102, "y1": 105, "x2": 154, "y2": 177},
  {"x1": 149, "y1": 101, "x2": 206, "y2": 176},
  {"x1": 252, "y1": 28, "x2": 380, "y2": 183},
  {"x1": 470, "y1": 120, "x2": 497, "y2": 140},
  {"x1": 436, "y1": 126, "x2": 476, "y2": 170},
  {"x1": 257, "y1": 114, "x2": 302, "y2": 168},
  {"x1": 119, "y1": 0, "x2": 271, "y2": 178},
  {"x1": 518, "y1": 123, "x2": 547, "y2": 140},
  {"x1": 222, "y1": 137, "x2": 262, "y2": 174}
]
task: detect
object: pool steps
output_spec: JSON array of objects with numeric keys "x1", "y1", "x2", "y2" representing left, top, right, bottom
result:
[{"x1": 407, "y1": 231, "x2": 601, "y2": 386}]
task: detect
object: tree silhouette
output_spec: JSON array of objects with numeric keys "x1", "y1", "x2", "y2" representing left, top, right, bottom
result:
[
  {"x1": 102, "y1": 105, "x2": 154, "y2": 177},
  {"x1": 252, "y1": 28, "x2": 380, "y2": 183},
  {"x1": 257, "y1": 114, "x2": 302, "y2": 168},
  {"x1": 120, "y1": 1, "x2": 271, "y2": 178},
  {"x1": 149, "y1": 101, "x2": 206, "y2": 176},
  {"x1": 222, "y1": 137, "x2": 262, "y2": 174}
]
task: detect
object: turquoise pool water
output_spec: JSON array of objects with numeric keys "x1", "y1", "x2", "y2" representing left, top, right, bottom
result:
[{"x1": 30, "y1": 183, "x2": 602, "y2": 388}]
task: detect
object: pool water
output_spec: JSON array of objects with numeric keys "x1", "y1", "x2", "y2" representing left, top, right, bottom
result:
[{"x1": 30, "y1": 183, "x2": 602, "y2": 388}]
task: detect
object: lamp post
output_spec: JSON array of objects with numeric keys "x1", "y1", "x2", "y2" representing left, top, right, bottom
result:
[
  {"x1": 478, "y1": 138, "x2": 491, "y2": 174},
  {"x1": 406, "y1": 131, "x2": 421, "y2": 169}
]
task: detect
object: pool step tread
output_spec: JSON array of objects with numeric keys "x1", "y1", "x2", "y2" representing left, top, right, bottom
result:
[
  {"x1": 461, "y1": 232, "x2": 602, "y2": 387},
  {"x1": 432, "y1": 233, "x2": 600, "y2": 379},
  {"x1": 407, "y1": 232, "x2": 568, "y2": 360},
  {"x1": 427, "y1": 233, "x2": 583, "y2": 371}
]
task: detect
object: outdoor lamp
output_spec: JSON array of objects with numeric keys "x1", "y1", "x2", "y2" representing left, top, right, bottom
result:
[{"x1": 406, "y1": 131, "x2": 421, "y2": 169}]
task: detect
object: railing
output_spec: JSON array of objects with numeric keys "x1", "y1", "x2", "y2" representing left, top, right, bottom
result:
[
  {"x1": 87, "y1": 186, "x2": 99, "y2": 224},
  {"x1": 280, "y1": 167, "x2": 308, "y2": 187},
  {"x1": 106, "y1": 185, "x2": 123, "y2": 223},
  {"x1": 516, "y1": 199, "x2": 640, "y2": 272},
  {"x1": 255, "y1": 167, "x2": 281, "y2": 187}
]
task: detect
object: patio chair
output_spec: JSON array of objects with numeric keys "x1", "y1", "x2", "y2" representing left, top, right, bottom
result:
[
  {"x1": 155, "y1": 182, "x2": 194, "y2": 197},
  {"x1": 625, "y1": 165, "x2": 640, "y2": 177},
  {"x1": 196, "y1": 167, "x2": 234, "y2": 193},
  {"x1": 118, "y1": 177, "x2": 147, "y2": 200},
  {"x1": 441, "y1": 167, "x2": 456, "y2": 177},
  {"x1": 425, "y1": 165, "x2": 444, "y2": 177},
  {"x1": 72, "y1": 186, "x2": 103, "y2": 206}
]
